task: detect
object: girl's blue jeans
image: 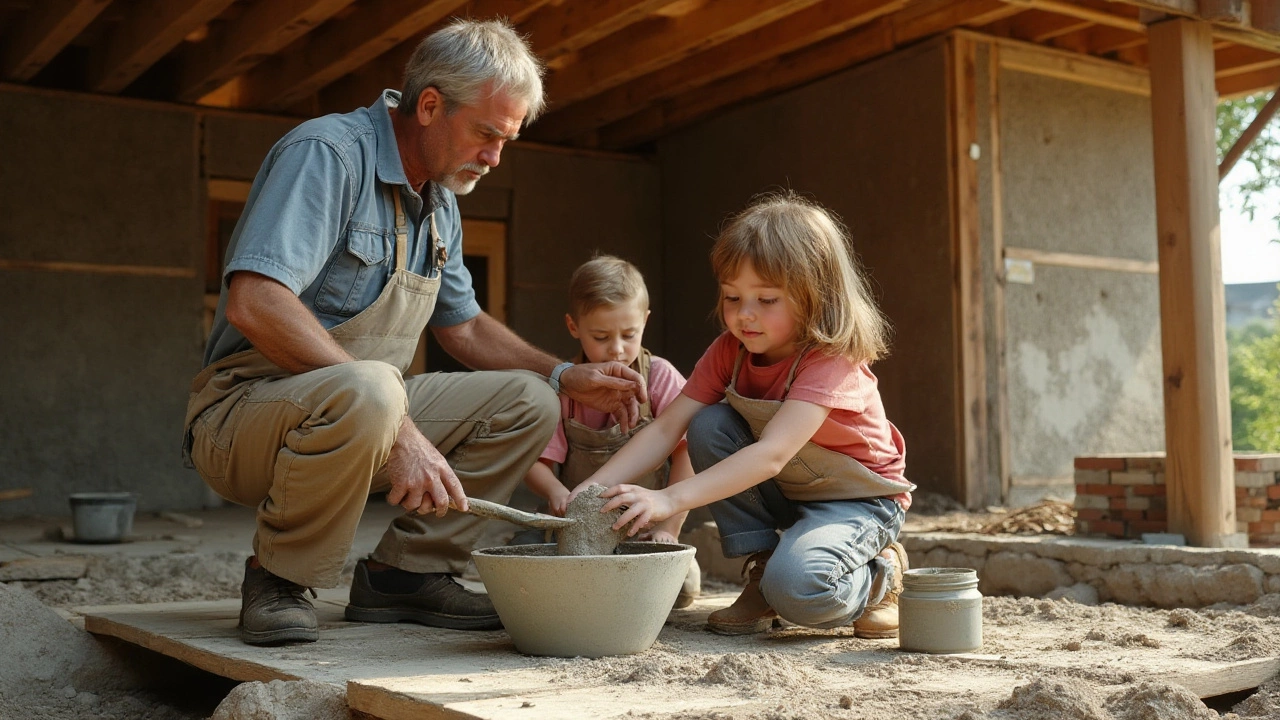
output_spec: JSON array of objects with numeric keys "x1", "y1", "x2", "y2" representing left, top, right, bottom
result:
[{"x1": 687, "y1": 402, "x2": 905, "y2": 629}]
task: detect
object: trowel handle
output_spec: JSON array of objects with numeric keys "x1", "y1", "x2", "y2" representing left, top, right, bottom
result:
[{"x1": 453, "y1": 497, "x2": 576, "y2": 530}]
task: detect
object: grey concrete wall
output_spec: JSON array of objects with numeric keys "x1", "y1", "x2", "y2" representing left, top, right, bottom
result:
[
  {"x1": 0, "y1": 90, "x2": 206, "y2": 518},
  {"x1": 998, "y1": 70, "x2": 1165, "y2": 492},
  {"x1": 203, "y1": 113, "x2": 303, "y2": 180},
  {"x1": 656, "y1": 41, "x2": 959, "y2": 496}
]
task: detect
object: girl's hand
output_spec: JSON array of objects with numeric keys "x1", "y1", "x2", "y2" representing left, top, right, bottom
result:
[
  {"x1": 600, "y1": 484, "x2": 676, "y2": 537},
  {"x1": 547, "y1": 487, "x2": 570, "y2": 517}
]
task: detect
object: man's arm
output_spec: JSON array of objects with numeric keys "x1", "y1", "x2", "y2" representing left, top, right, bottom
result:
[
  {"x1": 225, "y1": 270, "x2": 468, "y2": 515},
  {"x1": 431, "y1": 312, "x2": 648, "y2": 431}
]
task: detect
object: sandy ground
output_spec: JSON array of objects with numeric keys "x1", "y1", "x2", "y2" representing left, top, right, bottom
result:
[{"x1": 4, "y1": 497, "x2": 1280, "y2": 719}]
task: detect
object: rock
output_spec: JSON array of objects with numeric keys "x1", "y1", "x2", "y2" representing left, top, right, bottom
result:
[
  {"x1": 980, "y1": 552, "x2": 1072, "y2": 597},
  {"x1": 1193, "y1": 564, "x2": 1263, "y2": 606},
  {"x1": 211, "y1": 679, "x2": 349, "y2": 720},
  {"x1": 1045, "y1": 583, "x2": 1100, "y2": 605}
]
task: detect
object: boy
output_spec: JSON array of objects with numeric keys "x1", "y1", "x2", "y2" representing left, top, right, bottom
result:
[{"x1": 521, "y1": 255, "x2": 700, "y2": 605}]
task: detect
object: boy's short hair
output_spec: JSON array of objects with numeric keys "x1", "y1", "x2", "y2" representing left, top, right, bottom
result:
[{"x1": 568, "y1": 255, "x2": 650, "y2": 320}]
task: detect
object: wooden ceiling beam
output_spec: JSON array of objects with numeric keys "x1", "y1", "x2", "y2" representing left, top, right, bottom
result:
[
  {"x1": 594, "y1": 0, "x2": 1021, "y2": 149},
  {"x1": 1214, "y1": 44, "x2": 1280, "y2": 77},
  {"x1": 1067, "y1": 24, "x2": 1148, "y2": 55},
  {"x1": 521, "y1": 0, "x2": 680, "y2": 62},
  {"x1": 177, "y1": 0, "x2": 357, "y2": 103},
  {"x1": 90, "y1": 0, "x2": 238, "y2": 93},
  {"x1": 543, "y1": 0, "x2": 823, "y2": 108},
  {"x1": 529, "y1": 0, "x2": 906, "y2": 144},
  {"x1": 1007, "y1": 10, "x2": 1095, "y2": 42},
  {"x1": 1217, "y1": 60, "x2": 1280, "y2": 96},
  {"x1": 1, "y1": 0, "x2": 111, "y2": 82},
  {"x1": 237, "y1": 0, "x2": 470, "y2": 112},
  {"x1": 997, "y1": 0, "x2": 1145, "y2": 31}
]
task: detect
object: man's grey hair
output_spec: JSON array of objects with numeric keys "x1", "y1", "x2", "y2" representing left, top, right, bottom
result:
[{"x1": 400, "y1": 18, "x2": 546, "y2": 124}]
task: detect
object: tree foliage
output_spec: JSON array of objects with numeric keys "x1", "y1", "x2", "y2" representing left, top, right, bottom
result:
[
  {"x1": 1217, "y1": 94, "x2": 1280, "y2": 232},
  {"x1": 1228, "y1": 291, "x2": 1280, "y2": 452}
]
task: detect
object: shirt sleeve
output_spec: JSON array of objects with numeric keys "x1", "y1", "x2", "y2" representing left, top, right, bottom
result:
[
  {"x1": 646, "y1": 356, "x2": 688, "y2": 416},
  {"x1": 784, "y1": 352, "x2": 871, "y2": 413},
  {"x1": 223, "y1": 138, "x2": 354, "y2": 294},
  {"x1": 681, "y1": 332, "x2": 737, "y2": 405},
  {"x1": 428, "y1": 193, "x2": 482, "y2": 327},
  {"x1": 539, "y1": 397, "x2": 570, "y2": 464}
]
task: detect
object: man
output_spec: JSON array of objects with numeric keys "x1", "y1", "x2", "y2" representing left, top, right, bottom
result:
[{"x1": 184, "y1": 19, "x2": 646, "y2": 646}]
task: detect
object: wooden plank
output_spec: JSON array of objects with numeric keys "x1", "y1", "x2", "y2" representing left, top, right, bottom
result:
[
  {"x1": 1147, "y1": 17, "x2": 1239, "y2": 548},
  {"x1": 1, "y1": 0, "x2": 111, "y2": 81},
  {"x1": 238, "y1": 0, "x2": 470, "y2": 112},
  {"x1": 950, "y1": 34, "x2": 989, "y2": 509},
  {"x1": 1168, "y1": 657, "x2": 1280, "y2": 697},
  {"x1": 461, "y1": 219, "x2": 507, "y2": 322},
  {"x1": 0, "y1": 259, "x2": 197, "y2": 279},
  {"x1": 529, "y1": 0, "x2": 906, "y2": 143},
  {"x1": 175, "y1": 0, "x2": 357, "y2": 102},
  {"x1": 1214, "y1": 44, "x2": 1280, "y2": 78},
  {"x1": 0, "y1": 488, "x2": 34, "y2": 502},
  {"x1": 1219, "y1": 86, "x2": 1280, "y2": 179},
  {"x1": 996, "y1": 37, "x2": 1152, "y2": 95},
  {"x1": 0, "y1": 556, "x2": 87, "y2": 581},
  {"x1": 1218, "y1": 61, "x2": 1280, "y2": 96},
  {"x1": 521, "y1": 0, "x2": 678, "y2": 61},
  {"x1": 207, "y1": 178, "x2": 252, "y2": 203},
  {"x1": 989, "y1": 43, "x2": 1012, "y2": 504},
  {"x1": 1007, "y1": 9, "x2": 1096, "y2": 42},
  {"x1": 1000, "y1": 0, "x2": 1147, "y2": 32},
  {"x1": 1003, "y1": 247, "x2": 1160, "y2": 273},
  {"x1": 543, "y1": 0, "x2": 822, "y2": 107},
  {"x1": 90, "y1": 0, "x2": 238, "y2": 94}
]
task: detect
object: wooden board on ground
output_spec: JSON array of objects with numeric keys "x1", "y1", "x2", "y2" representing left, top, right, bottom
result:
[{"x1": 77, "y1": 592, "x2": 1280, "y2": 719}]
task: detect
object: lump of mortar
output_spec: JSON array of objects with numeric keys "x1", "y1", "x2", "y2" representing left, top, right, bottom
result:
[{"x1": 557, "y1": 484, "x2": 625, "y2": 556}]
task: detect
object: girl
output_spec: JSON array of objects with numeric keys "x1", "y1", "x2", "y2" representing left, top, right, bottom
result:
[{"x1": 573, "y1": 192, "x2": 914, "y2": 637}]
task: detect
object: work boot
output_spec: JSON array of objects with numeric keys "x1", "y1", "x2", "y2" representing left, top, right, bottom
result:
[
  {"x1": 854, "y1": 541, "x2": 907, "y2": 639},
  {"x1": 345, "y1": 558, "x2": 502, "y2": 631},
  {"x1": 674, "y1": 557, "x2": 702, "y2": 609},
  {"x1": 707, "y1": 551, "x2": 776, "y2": 635},
  {"x1": 238, "y1": 557, "x2": 318, "y2": 646}
]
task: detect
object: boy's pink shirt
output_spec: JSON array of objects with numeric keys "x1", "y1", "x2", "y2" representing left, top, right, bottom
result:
[
  {"x1": 683, "y1": 332, "x2": 911, "y2": 508},
  {"x1": 540, "y1": 355, "x2": 688, "y2": 464}
]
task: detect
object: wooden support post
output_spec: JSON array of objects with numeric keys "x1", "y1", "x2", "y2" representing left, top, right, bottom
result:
[{"x1": 1147, "y1": 18, "x2": 1242, "y2": 548}]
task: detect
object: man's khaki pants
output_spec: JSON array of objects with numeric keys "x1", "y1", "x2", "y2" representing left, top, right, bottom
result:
[{"x1": 189, "y1": 360, "x2": 558, "y2": 587}]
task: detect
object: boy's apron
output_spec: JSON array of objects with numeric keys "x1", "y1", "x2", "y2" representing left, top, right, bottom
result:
[
  {"x1": 184, "y1": 188, "x2": 443, "y2": 451},
  {"x1": 559, "y1": 349, "x2": 667, "y2": 491},
  {"x1": 723, "y1": 347, "x2": 915, "y2": 503}
]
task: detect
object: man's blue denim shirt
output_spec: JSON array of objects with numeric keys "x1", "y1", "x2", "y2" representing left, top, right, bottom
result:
[{"x1": 203, "y1": 89, "x2": 481, "y2": 367}]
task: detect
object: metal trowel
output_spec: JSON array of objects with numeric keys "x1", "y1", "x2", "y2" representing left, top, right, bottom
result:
[{"x1": 450, "y1": 497, "x2": 576, "y2": 530}]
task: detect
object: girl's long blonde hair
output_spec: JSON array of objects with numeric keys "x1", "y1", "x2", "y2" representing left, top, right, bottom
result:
[{"x1": 710, "y1": 191, "x2": 890, "y2": 364}]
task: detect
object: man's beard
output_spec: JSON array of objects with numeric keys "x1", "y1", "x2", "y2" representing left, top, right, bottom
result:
[{"x1": 440, "y1": 162, "x2": 489, "y2": 195}]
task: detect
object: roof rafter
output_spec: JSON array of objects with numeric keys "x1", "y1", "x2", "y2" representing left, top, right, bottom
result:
[
  {"x1": 1, "y1": 0, "x2": 110, "y2": 82},
  {"x1": 90, "y1": 0, "x2": 238, "y2": 93},
  {"x1": 237, "y1": 0, "x2": 471, "y2": 112},
  {"x1": 543, "y1": 0, "x2": 824, "y2": 108},
  {"x1": 521, "y1": 0, "x2": 681, "y2": 62},
  {"x1": 176, "y1": 0, "x2": 358, "y2": 103},
  {"x1": 529, "y1": 0, "x2": 907, "y2": 144}
]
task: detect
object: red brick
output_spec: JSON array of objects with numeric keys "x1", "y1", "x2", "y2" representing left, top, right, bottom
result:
[
  {"x1": 1132, "y1": 485, "x2": 1167, "y2": 496},
  {"x1": 1149, "y1": 496, "x2": 1167, "y2": 511},
  {"x1": 1267, "y1": 485, "x2": 1280, "y2": 500},
  {"x1": 1262, "y1": 510, "x2": 1280, "y2": 523},
  {"x1": 1249, "y1": 521, "x2": 1276, "y2": 535},
  {"x1": 1146, "y1": 509, "x2": 1167, "y2": 522},
  {"x1": 1075, "y1": 508, "x2": 1105, "y2": 521},
  {"x1": 1127, "y1": 457, "x2": 1166, "y2": 472},
  {"x1": 1089, "y1": 520, "x2": 1126, "y2": 537},
  {"x1": 1130, "y1": 520, "x2": 1169, "y2": 534},
  {"x1": 1235, "y1": 455, "x2": 1280, "y2": 472},
  {"x1": 1238, "y1": 487, "x2": 1252, "y2": 500},
  {"x1": 1119, "y1": 510, "x2": 1144, "y2": 521},
  {"x1": 1109, "y1": 497, "x2": 1129, "y2": 510},
  {"x1": 1240, "y1": 496, "x2": 1269, "y2": 509},
  {"x1": 1075, "y1": 457, "x2": 1127, "y2": 471},
  {"x1": 1077, "y1": 483, "x2": 1126, "y2": 497}
]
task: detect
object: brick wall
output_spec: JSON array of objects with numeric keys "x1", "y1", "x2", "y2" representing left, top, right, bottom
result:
[{"x1": 1073, "y1": 453, "x2": 1280, "y2": 545}]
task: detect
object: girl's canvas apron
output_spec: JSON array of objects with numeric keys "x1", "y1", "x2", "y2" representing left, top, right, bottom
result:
[{"x1": 723, "y1": 347, "x2": 915, "y2": 503}]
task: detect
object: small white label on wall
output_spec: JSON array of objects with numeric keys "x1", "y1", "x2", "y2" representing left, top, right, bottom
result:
[{"x1": 1005, "y1": 258, "x2": 1034, "y2": 284}]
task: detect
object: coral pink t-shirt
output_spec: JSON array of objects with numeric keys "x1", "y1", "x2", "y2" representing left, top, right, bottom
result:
[
  {"x1": 682, "y1": 332, "x2": 911, "y2": 509},
  {"x1": 540, "y1": 355, "x2": 687, "y2": 464}
]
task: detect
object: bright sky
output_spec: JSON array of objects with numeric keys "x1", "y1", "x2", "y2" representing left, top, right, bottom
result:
[{"x1": 1220, "y1": 164, "x2": 1280, "y2": 285}]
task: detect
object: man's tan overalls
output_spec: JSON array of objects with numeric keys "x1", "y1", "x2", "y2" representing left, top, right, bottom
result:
[{"x1": 184, "y1": 189, "x2": 557, "y2": 588}]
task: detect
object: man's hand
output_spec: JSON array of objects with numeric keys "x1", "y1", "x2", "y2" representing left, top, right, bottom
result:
[
  {"x1": 385, "y1": 416, "x2": 467, "y2": 517},
  {"x1": 600, "y1": 484, "x2": 676, "y2": 537},
  {"x1": 560, "y1": 362, "x2": 647, "y2": 433}
]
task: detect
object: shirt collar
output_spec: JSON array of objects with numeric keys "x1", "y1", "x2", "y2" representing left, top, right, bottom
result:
[{"x1": 371, "y1": 89, "x2": 448, "y2": 213}]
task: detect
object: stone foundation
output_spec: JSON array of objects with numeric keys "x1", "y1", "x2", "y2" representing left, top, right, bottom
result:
[{"x1": 1073, "y1": 453, "x2": 1280, "y2": 546}]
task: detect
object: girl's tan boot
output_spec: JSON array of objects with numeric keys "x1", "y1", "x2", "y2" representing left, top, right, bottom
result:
[
  {"x1": 707, "y1": 551, "x2": 776, "y2": 635},
  {"x1": 853, "y1": 541, "x2": 907, "y2": 639}
]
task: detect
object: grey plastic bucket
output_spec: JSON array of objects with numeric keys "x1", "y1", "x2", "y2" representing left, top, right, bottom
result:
[{"x1": 68, "y1": 492, "x2": 137, "y2": 543}]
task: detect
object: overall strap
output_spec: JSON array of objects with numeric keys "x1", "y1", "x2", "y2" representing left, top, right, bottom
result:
[
  {"x1": 388, "y1": 186, "x2": 408, "y2": 271},
  {"x1": 781, "y1": 349, "x2": 806, "y2": 397},
  {"x1": 729, "y1": 345, "x2": 747, "y2": 391}
]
